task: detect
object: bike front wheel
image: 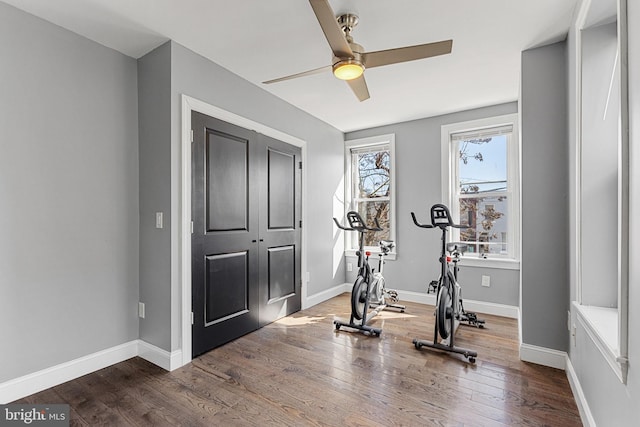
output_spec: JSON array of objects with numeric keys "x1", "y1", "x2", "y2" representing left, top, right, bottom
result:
[
  {"x1": 350, "y1": 277, "x2": 368, "y2": 320},
  {"x1": 437, "y1": 285, "x2": 453, "y2": 340}
]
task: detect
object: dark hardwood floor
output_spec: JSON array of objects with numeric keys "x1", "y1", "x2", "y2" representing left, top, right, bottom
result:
[{"x1": 16, "y1": 294, "x2": 581, "y2": 426}]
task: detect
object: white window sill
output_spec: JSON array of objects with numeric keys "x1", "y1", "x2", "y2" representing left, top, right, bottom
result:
[
  {"x1": 345, "y1": 249, "x2": 397, "y2": 261},
  {"x1": 574, "y1": 302, "x2": 627, "y2": 383},
  {"x1": 458, "y1": 256, "x2": 520, "y2": 270}
]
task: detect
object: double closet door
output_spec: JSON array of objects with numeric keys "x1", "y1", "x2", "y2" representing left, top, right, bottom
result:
[{"x1": 191, "y1": 112, "x2": 301, "y2": 357}]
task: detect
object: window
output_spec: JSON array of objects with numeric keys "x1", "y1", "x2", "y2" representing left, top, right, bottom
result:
[
  {"x1": 441, "y1": 114, "x2": 519, "y2": 267},
  {"x1": 575, "y1": 5, "x2": 629, "y2": 383},
  {"x1": 345, "y1": 134, "x2": 396, "y2": 254}
]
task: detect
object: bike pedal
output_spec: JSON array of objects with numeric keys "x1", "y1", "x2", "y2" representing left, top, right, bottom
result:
[
  {"x1": 427, "y1": 280, "x2": 438, "y2": 294},
  {"x1": 386, "y1": 290, "x2": 399, "y2": 304}
]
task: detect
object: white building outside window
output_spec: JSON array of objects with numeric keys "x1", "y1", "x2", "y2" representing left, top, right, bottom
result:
[{"x1": 441, "y1": 114, "x2": 519, "y2": 269}]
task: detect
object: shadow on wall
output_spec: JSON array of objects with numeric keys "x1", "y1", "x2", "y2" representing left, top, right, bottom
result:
[{"x1": 333, "y1": 176, "x2": 345, "y2": 279}]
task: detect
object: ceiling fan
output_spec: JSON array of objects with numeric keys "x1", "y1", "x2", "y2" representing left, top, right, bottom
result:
[{"x1": 263, "y1": 0, "x2": 453, "y2": 102}]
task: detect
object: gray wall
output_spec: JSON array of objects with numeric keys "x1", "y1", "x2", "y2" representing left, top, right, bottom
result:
[
  {"x1": 0, "y1": 3, "x2": 139, "y2": 382},
  {"x1": 137, "y1": 41, "x2": 346, "y2": 352},
  {"x1": 138, "y1": 43, "x2": 173, "y2": 351},
  {"x1": 345, "y1": 103, "x2": 520, "y2": 307},
  {"x1": 520, "y1": 41, "x2": 568, "y2": 351}
]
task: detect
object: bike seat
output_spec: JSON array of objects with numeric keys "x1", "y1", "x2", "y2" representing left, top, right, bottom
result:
[
  {"x1": 379, "y1": 240, "x2": 395, "y2": 253},
  {"x1": 446, "y1": 242, "x2": 465, "y2": 255}
]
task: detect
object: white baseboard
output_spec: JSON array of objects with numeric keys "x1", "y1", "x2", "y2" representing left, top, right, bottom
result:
[
  {"x1": 303, "y1": 283, "x2": 350, "y2": 309},
  {"x1": 0, "y1": 340, "x2": 138, "y2": 404},
  {"x1": 463, "y1": 299, "x2": 519, "y2": 319},
  {"x1": 0, "y1": 340, "x2": 182, "y2": 404},
  {"x1": 137, "y1": 340, "x2": 182, "y2": 372},
  {"x1": 398, "y1": 290, "x2": 519, "y2": 319},
  {"x1": 397, "y1": 290, "x2": 437, "y2": 306},
  {"x1": 519, "y1": 343, "x2": 567, "y2": 370},
  {"x1": 565, "y1": 356, "x2": 596, "y2": 427}
]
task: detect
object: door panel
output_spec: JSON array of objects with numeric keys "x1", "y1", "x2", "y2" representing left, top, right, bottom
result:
[
  {"x1": 205, "y1": 252, "x2": 248, "y2": 324},
  {"x1": 192, "y1": 112, "x2": 259, "y2": 357},
  {"x1": 268, "y1": 149, "x2": 295, "y2": 229},
  {"x1": 267, "y1": 245, "x2": 296, "y2": 302},
  {"x1": 206, "y1": 131, "x2": 248, "y2": 231},
  {"x1": 258, "y1": 136, "x2": 302, "y2": 326}
]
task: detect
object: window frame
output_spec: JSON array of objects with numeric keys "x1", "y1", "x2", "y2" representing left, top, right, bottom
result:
[
  {"x1": 344, "y1": 134, "x2": 397, "y2": 258},
  {"x1": 441, "y1": 114, "x2": 520, "y2": 270}
]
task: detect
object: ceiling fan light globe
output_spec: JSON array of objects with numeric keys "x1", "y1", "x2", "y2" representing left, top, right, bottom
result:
[{"x1": 333, "y1": 60, "x2": 364, "y2": 80}]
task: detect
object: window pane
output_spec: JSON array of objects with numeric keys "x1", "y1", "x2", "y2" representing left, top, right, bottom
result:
[
  {"x1": 458, "y1": 195, "x2": 508, "y2": 255},
  {"x1": 356, "y1": 150, "x2": 390, "y2": 198},
  {"x1": 458, "y1": 135, "x2": 507, "y2": 194},
  {"x1": 357, "y1": 200, "x2": 391, "y2": 246}
]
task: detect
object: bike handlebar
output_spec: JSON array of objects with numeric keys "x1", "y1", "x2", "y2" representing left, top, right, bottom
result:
[
  {"x1": 333, "y1": 211, "x2": 383, "y2": 232},
  {"x1": 333, "y1": 217, "x2": 352, "y2": 231},
  {"x1": 411, "y1": 211, "x2": 434, "y2": 228},
  {"x1": 411, "y1": 204, "x2": 468, "y2": 230}
]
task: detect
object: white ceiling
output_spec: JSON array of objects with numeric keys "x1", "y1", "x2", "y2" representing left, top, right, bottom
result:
[{"x1": 3, "y1": 0, "x2": 578, "y2": 132}]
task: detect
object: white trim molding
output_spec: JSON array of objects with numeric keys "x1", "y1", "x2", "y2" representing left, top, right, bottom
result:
[
  {"x1": 440, "y1": 113, "x2": 521, "y2": 264},
  {"x1": 343, "y1": 134, "x2": 397, "y2": 255},
  {"x1": 0, "y1": 341, "x2": 138, "y2": 404},
  {"x1": 304, "y1": 283, "x2": 352, "y2": 309},
  {"x1": 306, "y1": 286, "x2": 519, "y2": 319},
  {"x1": 0, "y1": 340, "x2": 183, "y2": 404},
  {"x1": 574, "y1": 0, "x2": 630, "y2": 386},
  {"x1": 575, "y1": 302, "x2": 628, "y2": 383},
  {"x1": 566, "y1": 355, "x2": 596, "y2": 427},
  {"x1": 137, "y1": 341, "x2": 183, "y2": 372},
  {"x1": 519, "y1": 343, "x2": 567, "y2": 370},
  {"x1": 399, "y1": 290, "x2": 519, "y2": 319}
]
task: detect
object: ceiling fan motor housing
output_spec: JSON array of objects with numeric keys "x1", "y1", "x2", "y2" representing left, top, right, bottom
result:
[{"x1": 332, "y1": 41, "x2": 365, "y2": 80}]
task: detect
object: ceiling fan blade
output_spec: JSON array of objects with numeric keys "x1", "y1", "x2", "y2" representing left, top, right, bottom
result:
[
  {"x1": 364, "y1": 39, "x2": 453, "y2": 69},
  {"x1": 309, "y1": 0, "x2": 353, "y2": 58},
  {"x1": 346, "y1": 75, "x2": 370, "y2": 102},
  {"x1": 263, "y1": 65, "x2": 332, "y2": 84}
]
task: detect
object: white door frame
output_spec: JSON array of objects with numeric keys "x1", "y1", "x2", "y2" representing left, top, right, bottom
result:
[{"x1": 180, "y1": 94, "x2": 308, "y2": 367}]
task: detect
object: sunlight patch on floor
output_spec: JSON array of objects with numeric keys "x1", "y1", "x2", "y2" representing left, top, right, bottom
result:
[
  {"x1": 374, "y1": 311, "x2": 419, "y2": 320},
  {"x1": 274, "y1": 315, "x2": 327, "y2": 326}
]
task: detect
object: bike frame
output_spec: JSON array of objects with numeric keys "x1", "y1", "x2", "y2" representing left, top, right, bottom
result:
[{"x1": 411, "y1": 204, "x2": 478, "y2": 362}]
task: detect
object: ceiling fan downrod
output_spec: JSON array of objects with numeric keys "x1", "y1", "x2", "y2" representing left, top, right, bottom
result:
[{"x1": 337, "y1": 13, "x2": 358, "y2": 42}]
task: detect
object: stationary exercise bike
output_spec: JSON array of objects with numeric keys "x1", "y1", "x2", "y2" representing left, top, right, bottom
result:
[
  {"x1": 444, "y1": 243, "x2": 485, "y2": 329},
  {"x1": 411, "y1": 204, "x2": 483, "y2": 363},
  {"x1": 333, "y1": 211, "x2": 405, "y2": 336},
  {"x1": 426, "y1": 243, "x2": 486, "y2": 329},
  {"x1": 367, "y1": 240, "x2": 405, "y2": 315}
]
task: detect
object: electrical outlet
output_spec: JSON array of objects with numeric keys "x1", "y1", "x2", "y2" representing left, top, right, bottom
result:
[
  {"x1": 481, "y1": 275, "x2": 491, "y2": 287},
  {"x1": 138, "y1": 302, "x2": 145, "y2": 319},
  {"x1": 347, "y1": 263, "x2": 353, "y2": 272},
  {"x1": 155, "y1": 212, "x2": 163, "y2": 229}
]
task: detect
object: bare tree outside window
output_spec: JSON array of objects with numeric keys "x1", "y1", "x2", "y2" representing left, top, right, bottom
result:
[{"x1": 354, "y1": 148, "x2": 390, "y2": 246}]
